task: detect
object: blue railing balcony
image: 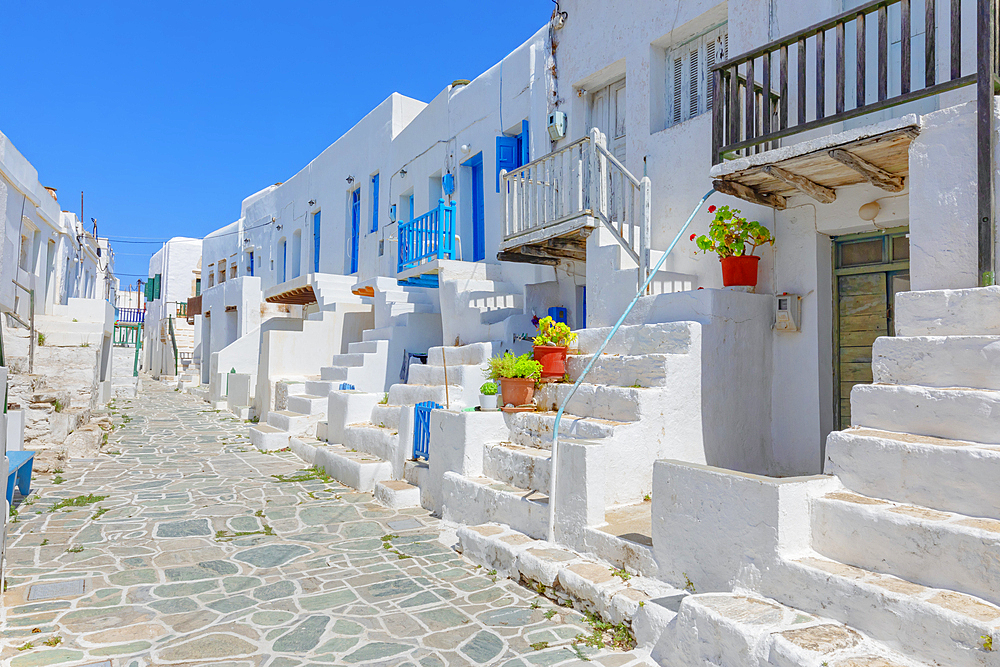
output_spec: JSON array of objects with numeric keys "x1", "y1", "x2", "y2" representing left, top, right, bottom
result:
[
  {"x1": 397, "y1": 199, "x2": 456, "y2": 273},
  {"x1": 115, "y1": 307, "x2": 145, "y2": 324}
]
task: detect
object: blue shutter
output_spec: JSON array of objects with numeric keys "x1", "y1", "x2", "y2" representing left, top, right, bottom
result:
[
  {"x1": 281, "y1": 241, "x2": 287, "y2": 282},
  {"x1": 371, "y1": 174, "x2": 379, "y2": 232},
  {"x1": 496, "y1": 135, "x2": 520, "y2": 192},
  {"x1": 350, "y1": 189, "x2": 360, "y2": 274},
  {"x1": 471, "y1": 158, "x2": 485, "y2": 262},
  {"x1": 520, "y1": 119, "x2": 530, "y2": 166},
  {"x1": 249, "y1": 251, "x2": 254, "y2": 277},
  {"x1": 313, "y1": 211, "x2": 321, "y2": 272}
]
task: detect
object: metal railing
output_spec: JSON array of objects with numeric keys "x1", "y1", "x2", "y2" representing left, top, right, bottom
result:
[
  {"x1": 11, "y1": 280, "x2": 35, "y2": 374},
  {"x1": 115, "y1": 307, "x2": 145, "y2": 324},
  {"x1": 546, "y1": 189, "x2": 717, "y2": 543},
  {"x1": 501, "y1": 128, "x2": 651, "y2": 292},
  {"x1": 397, "y1": 199, "x2": 457, "y2": 273},
  {"x1": 168, "y1": 315, "x2": 179, "y2": 376},
  {"x1": 113, "y1": 323, "x2": 142, "y2": 347},
  {"x1": 176, "y1": 303, "x2": 188, "y2": 317}
]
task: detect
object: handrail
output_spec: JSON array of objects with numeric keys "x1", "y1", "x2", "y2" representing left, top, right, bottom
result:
[
  {"x1": 513, "y1": 135, "x2": 590, "y2": 175},
  {"x1": 546, "y1": 189, "x2": 717, "y2": 543},
  {"x1": 168, "y1": 315, "x2": 179, "y2": 376},
  {"x1": 594, "y1": 143, "x2": 640, "y2": 189},
  {"x1": 12, "y1": 280, "x2": 35, "y2": 374}
]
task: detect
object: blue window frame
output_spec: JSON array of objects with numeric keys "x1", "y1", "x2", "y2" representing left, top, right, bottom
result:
[
  {"x1": 249, "y1": 251, "x2": 254, "y2": 277},
  {"x1": 312, "y1": 211, "x2": 321, "y2": 272},
  {"x1": 350, "y1": 189, "x2": 361, "y2": 274},
  {"x1": 281, "y1": 241, "x2": 287, "y2": 282},
  {"x1": 464, "y1": 152, "x2": 485, "y2": 261},
  {"x1": 370, "y1": 174, "x2": 379, "y2": 233},
  {"x1": 496, "y1": 119, "x2": 529, "y2": 192}
]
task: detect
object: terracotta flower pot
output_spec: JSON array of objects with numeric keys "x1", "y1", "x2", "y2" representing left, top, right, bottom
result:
[
  {"x1": 720, "y1": 255, "x2": 760, "y2": 287},
  {"x1": 533, "y1": 345, "x2": 568, "y2": 381},
  {"x1": 499, "y1": 377, "x2": 536, "y2": 407}
]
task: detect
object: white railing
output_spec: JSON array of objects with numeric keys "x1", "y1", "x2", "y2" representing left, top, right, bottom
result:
[{"x1": 501, "y1": 128, "x2": 651, "y2": 291}]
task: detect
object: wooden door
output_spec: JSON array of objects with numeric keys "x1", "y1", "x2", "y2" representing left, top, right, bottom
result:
[
  {"x1": 834, "y1": 229, "x2": 910, "y2": 430},
  {"x1": 591, "y1": 78, "x2": 626, "y2": 162}
]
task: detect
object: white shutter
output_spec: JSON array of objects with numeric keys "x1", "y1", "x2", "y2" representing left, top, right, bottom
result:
[
  {"x1": 666, "y1": 24, "x2": 728, "y2": 129},
  {"x1": 689, "y1": 48, "x2": 700, "y2": 119},
  {"x1": 672, "y1": 56, "x2": 683, "y2": 125}
]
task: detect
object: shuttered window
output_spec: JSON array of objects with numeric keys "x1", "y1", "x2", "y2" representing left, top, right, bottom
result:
[{"x1": 666, "y1": 25, "x2": 728, "y2": 128}]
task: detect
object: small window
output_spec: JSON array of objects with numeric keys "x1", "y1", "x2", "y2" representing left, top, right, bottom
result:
[
  {"x1": 370, "y1": 173, "x2": 380, "y2": 233},
  {"x1": 666, "y1": 25, "x2": 728, "y2": 128},
  {"x1": 195, "y1": 278, "x2": 201, "y2": 296},
  {"x1": 839, "y1": 239, "x2": 884, "y2": 267}
]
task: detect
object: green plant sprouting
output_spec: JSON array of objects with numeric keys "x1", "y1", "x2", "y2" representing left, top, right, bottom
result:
[
  {"x1": 484, "y1": 352, "x2": 543, "y2": 382},
  {"x1": 693, "y1": 204, "x2": 774, "y2": 258}
]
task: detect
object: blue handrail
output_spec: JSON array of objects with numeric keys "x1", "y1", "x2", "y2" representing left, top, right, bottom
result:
[
  {"x1": 546, "y1": 189, "x2": 717, "y2": 543},
  {"x1": 397, "y1": 199, "x2": 456, "y2": 273}
]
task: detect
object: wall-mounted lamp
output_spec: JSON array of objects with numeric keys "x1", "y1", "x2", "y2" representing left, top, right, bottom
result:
[
  {"x1": 858, "y1": 201, "x2": 881, "y2": 221},
  {"x1": 276, "y1": 224, "x2": 283, "y2": 231},
  {"x1": 399, "y1": 168, "x2": 407, "y2": 177},
  {"x1": 346, "y1": 176, "x2": 355, "y2": 185},
  {"x1": 460, "y1": 144, "x2": 472, "y2": 155},
  {"x1": 308, "y1": 199, "x2": 316, "y2": 206}
]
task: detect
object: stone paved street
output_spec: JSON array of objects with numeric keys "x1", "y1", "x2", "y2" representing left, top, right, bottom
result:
[{"x1": 1, "y1": 381, "x2": 650, "y2": 667}]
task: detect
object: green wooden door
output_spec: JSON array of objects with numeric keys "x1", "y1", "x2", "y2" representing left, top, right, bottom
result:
[{"x1": 834, "y1": 229, "x2": 910, "y2": 429}]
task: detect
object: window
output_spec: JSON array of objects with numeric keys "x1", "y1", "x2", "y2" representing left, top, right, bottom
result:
[
  {"x1": 248, "y1": 251, "x2": 254, "y2": 277},
  {"x1": 370, "y1": 174, "x2": 379, "y2": 233},
  {"x1": 195, "y1": 278, "x2": 201, "y2": 296},
  {"x1": 666, "y1": 25, "x2": 727, "y2": 128},
  {"x1": 408, "y1": 194, "x2": 414, "y2": 221},
  {"x1": 312, "y1": 211, "x2": 321, "y2": 272}
]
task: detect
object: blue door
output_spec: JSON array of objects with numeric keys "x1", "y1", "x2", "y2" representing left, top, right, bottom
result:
[
  {"x1": 313, "y1": 211, "x2": 321, "y2": 272},
  {"x1": 371, "y1": 174, "x2": 379, "y2": 232},
  {"x1": 249, "y1": 251, "x2": 254, "y2": 277},
  {"x1": 350, "y1": 189, "x2": 360, "y2": 274},
  {"x1": 465, "y1": 153, "x2": 485, "y2": 261},
  {"x1": 281, "y1": 241, "x2": 287, "y2": 282},
  {"x1": 412, "y1": 401, "x2": 443, "y2": 461}
]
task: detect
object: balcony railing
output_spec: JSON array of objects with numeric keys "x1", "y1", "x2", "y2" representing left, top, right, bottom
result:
[
  {"x1": 397, "y1": 199, "x2": 457, "y2": 273},
  {"x1": 711, "y1": 0, "x2": 999, "y2": 283},
  {"x1": 176, "y1": 302, "x2": 188, "y2": 318},
  {"x1": 115, "y1": 307, "x2": 145, "y2": 324},
  {"x1": 501, "y1": 128, "x2": 651, "y2": 291}
]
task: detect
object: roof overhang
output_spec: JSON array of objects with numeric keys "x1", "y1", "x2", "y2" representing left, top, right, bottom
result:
[{"x1": 264, "y1": 275, "x2": 317, "y2": 305}]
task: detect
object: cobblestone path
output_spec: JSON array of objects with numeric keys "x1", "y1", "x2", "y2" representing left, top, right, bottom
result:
[{"x1": 2, "y1": 381, "x2": 650, "y2": 666}]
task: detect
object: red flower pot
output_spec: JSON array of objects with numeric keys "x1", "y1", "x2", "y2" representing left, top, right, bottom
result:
[
  {"x1": 499, "y1": 377, "x2": 536, "y2": 407},
  {"x1": 720, "y1": 255, "x2": 760, "y2": 287},
  {"x1": 533, "y1": 345, "x2": 568, "y2": 381}
]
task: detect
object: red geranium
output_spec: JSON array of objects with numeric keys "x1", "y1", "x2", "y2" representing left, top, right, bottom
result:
[{"x1": 708, "y1": 205, "x2": 717, "y2": 213}]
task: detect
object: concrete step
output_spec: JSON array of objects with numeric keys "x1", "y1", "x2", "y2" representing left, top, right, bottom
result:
[
  {"x1": 313, "y1": 442, "x2": 392, "y2": 492},
  {"x1": 813, "y1": 489, "x2": 1000, "y2": 607},
  {"x1": 406, "y1": 363, "x2": 487, "y2": 390},
  {"x1": 895, "y1": 286, "x2": 1000, "y2": 336},
  {"x1": 851, "y1": 383, "x2": 1000, "y2": 445},
  {"x1": 389, "y1": 302, "x2": 437, "y2": 318},
  {"x1": 533, "y1": 382, "x2": 643, "y2": 421},
  {"x1": 577, "y1": 321, "x2": 698, "y2": 356},
  {"x1": 508, "y1": 411, "x2": 625, "y2": 450},
  {"x1": 347, "y1": 340, "x2": 381, "y2": 354},
  {"x1": 826, "y1": 427, "x2": 1000, "y2": 519},
  {"x1": 872, "y1": 335, "x2": 1000, "y2": 391},
  {"x1": 441, "y1": 473, "x2": 550, "y2": 540},
  {"x1": 286, "y1": 393, "x2": 327, "y2": 416},
  {"x1": 566, "y1": 353, "x2": 691, "y2": 388},
  {"x1": 304, "y1": 380, "x2": 336, "y2": 396},
  {"x1": 387, "y1": 383, "x2": 458, "y2": 407},
  {"x1": 266, "y1": 409, "x2": 323, "y2": 437},
  {"x1": 369, "y1": 405, "x2": 402, "y2": 430},
  {"x1": 249, "y1": 423, "x2": 290, "y2": 451},
  {"x1": 780, "y1": 554, "x2": 1000, "y2": 667},
  {"x1": 374, "y1": 480, "x2": 421, "y2": 509},
  {"x1": 329, "y1": 352, "x2": 366, "y2": 368},
  {"x1": 342, "y1": 423, "x2": 399, "y2": 465},
  {"x1": 426, "y1": 342, "x2": 493, "y2": 367},
  {"x1": 362, "y1": 327, "x2": 394, "y2": 343},
  {"x1": 483, "y1": 442, "x2": 550, "y2": 494}
]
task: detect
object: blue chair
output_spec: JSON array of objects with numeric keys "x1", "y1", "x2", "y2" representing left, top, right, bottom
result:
[{"x1": 6, "y1": 451, "x2": 34, "y2": 503}]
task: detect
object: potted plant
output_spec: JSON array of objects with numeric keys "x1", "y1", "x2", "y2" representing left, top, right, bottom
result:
[
  {"x1": 692, "y1": 205, "x2": 774, "y2": 287},
  {"x1": 479, "y1": 382, "x2": 499, "y2": 411},
  {"x1": 532, "y1": 316, "x2": 578, "y2": 381},
  {"x1": 485, "y1": 352, "x2": 543, "y2": 408}
]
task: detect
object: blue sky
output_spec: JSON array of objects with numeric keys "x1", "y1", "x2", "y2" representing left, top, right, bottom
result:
[{"x1": 1, "y1": 1, "x2": 552, "y2": 284}]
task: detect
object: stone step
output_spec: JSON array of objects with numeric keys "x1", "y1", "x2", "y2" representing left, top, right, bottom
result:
[
  {"x1": 362, "y1": 326, "x2": 394, "y2": 343},
  {"x1": 577, "y1": 321, "x2": 698, "y2": 356},
  {"x1": 374, "y1": 480, "x2": 421, "y2": 509},
  {"x1": 440, "y1": 473, "x2": 549, "y2": 540},
  {"x1": 329, "y1": 352, "x2": 366, "y2": 368},
  {"x1": 389, "y1": 302, "x2": 437, "y2": 318},
  {"x1": 313, "y1": 442, "x2": 392, "y2": 493},
  {"x1": 347, "y1": 340, "x2": 381, "y2": 355},
  {"x1": 533, "y1": 383, "x2": 643, "y2": 422},
  {"x1": 249, "y1": 423, "x2": 289, "y2": 451},
  {"x1": 319, "y1": 366, "x2": 349, "y2": 382},
  {"x1": 483, "y1": 442, "x2": 550, "y2": 494},
  {"x1": 481, "y1": 307, "x2": 523, "y2": 326},
  {"x1": 852, "y1": 384, "x2": 1000, "y2": 445},
  {"x1": 369, "y1": 404, "x2": 402, "y2": 430},
  {"x1": 406, "y1": 363, "x2": 487, "y2": 391},
  {"x1": 826, "y1": 427, "x2": 1000, "y2": 519},
  {"x1": 813, "y1": 489, "x2": 1000, "y2": 607},
  {"x1": 265, "y1": 409, "x2": 323, "y2": 437},
  {"x1": 387, "y1": 383, "x2": 460, "y2": 408},
  {"x1": 286, "y1": 393, "x2": 327, "y2": 416},
  {"x1": 565, "y1": 353, "x2": 689, "y2": 388},
  {"x1": 508, "y1": 411, "x2": 625, "y2": 450},
  {"x1": 895, "y1": 286, "x2": 1000, "y2": 337},
  {"x1": 304, "y1": 380, "x2": 336, "y2": 397},
  {"x1": 872, "y1": 335, "x2": 1000, "y2": 391},
  {"x1": 342, "y1": 423, "x2": 399, "y2": 464},
  {"x1": 426, "y1": 342, "x2": 493, "y2": 367},
  {"x1": 779, "y1": 555, "x2": 1000, "y2": 667}
]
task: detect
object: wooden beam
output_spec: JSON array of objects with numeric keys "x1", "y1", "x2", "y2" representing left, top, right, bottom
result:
[
  {"x1": 540, "y1": 237, "x2": 588, "y2": 253},
  {"x1": 712, "y1": 179, "x2": 787, "y2": 210},
  {"x1": 518, "y1": 245, "x2": 587, "y2": 263},
  {"x1": 828, "y1": 148, "x2": 904, "y2": 192},
  {"x1": 761, "y1": 165, "x2": 836, "y2": 203},
  {"x1": 497, "y1": 251, "x2": 559, "y2": 266}
]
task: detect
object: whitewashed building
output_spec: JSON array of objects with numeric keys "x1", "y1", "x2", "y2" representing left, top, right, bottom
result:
[{"x1": 141, "y1": 237, "x2": 202, "y2": 380}]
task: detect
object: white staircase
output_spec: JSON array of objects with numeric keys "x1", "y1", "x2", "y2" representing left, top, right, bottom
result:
[{"x1": 772, "y1": 286, "x2": 1000, "y2": 667}]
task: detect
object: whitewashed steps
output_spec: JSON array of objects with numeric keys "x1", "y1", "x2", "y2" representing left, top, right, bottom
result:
[
  {"x1": 440, "y1": 473, "x2": 549, "y2": 540},
  {"x1": 313, "y1": 442, "x2": 392, "y2": 492},
  {"x1": 374, "y1": 480, "x2": 421, "y2": 509},
  {"x1": 533, "y1": 383, "x2": 643, "y2": 421},
  {"x1": 873, "y1": 335, "x2": 1000, "y2": 390},
  {"x1": 826, "y1": 427, "x2": 1000, "y2": 520},
  {"x1": 813, "y1": 489, "x2": 1000, "y2": 607},
  {"x1": 266, "y1": 409, "x2": 323, "y2": 437},
  {"x1": 851, "y1": 384, "x2": 1000, "y2": 445},
  {"x1": 249, "y1": 423, "x2": 289, "y2": 451},
  {"x1": 895, "y1": 285, "x2": 1000, "y2": 336},
  {"x1": 483, "y1": 442, "x2": 550, "y2": 494},
  {"x1": 779, "y1": 555, "x2": 1000, "y2": 667},
  {"x1": 508, "y1": 411, "x2": 626, "y2": 450},
  {"x1": 285, "y1": 393, "x2": 326, "y2": 416}
]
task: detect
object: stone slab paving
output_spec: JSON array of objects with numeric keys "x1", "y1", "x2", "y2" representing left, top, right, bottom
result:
[{"x1": 2, "y1": 381, "x2": 653, "y2": 667}]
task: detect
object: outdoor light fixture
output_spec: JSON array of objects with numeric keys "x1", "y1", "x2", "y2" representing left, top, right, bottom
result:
[
  {"x1": 308, "y1": 199, "x2": 316, "y2": 206},
  {"x1": 460, "y1": 144, "x2": 472, "y2": 154},
  {"x1": 346, "y1": 176, "x2": 355, "y2": 184},
  {"x1": 276, "y1": 224, "x2": 283, "y2": 231},
  {"x1": 858, "y1": 201, "x2": 881, "y2": 221},
  {"x1": 399, "y1": 168, "x2": 407, "y2": 177}
]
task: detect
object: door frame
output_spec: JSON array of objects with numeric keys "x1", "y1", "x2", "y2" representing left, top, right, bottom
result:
[{"x1": 831, "y1": 225, "x2": 909, "y2": 431}]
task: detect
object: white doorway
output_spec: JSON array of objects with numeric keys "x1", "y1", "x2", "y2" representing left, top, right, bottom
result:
[{"x1": 590, "y1": 77, "x2": 626, "y2": 162}]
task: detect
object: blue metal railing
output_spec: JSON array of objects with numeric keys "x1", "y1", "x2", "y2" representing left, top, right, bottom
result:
[
  {"x1": 115, "y1": 307, "x2": 145, "y2": 324},
  {"x1": 397, "y1": 199, "x2": 456, "y2": 273},
  {"x1": 546, "y1": 189, "x2": 717, "y2": 543},
  {"x1": 412, "y1": 400, "x2": 442, "y2": 461}
]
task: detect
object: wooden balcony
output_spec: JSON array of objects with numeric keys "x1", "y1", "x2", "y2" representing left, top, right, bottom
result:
[{"x1": 709, "y1": 0, "x2": 999, "y2": 282}]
